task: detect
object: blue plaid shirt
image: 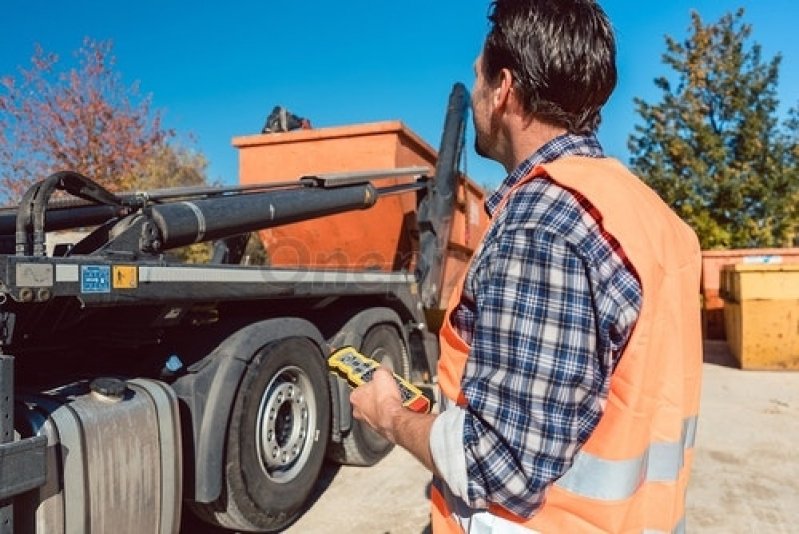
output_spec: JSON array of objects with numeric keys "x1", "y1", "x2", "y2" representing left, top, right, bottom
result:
[{"x1": 451, "y1": 133, "x2": 643, "y2": 516}]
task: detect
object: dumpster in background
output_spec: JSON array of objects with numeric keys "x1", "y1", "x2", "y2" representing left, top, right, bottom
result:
[
  {"x1": 701, "y1": 248, "x2": 799, "y2": 339},
  {"x1": 720, "y1": 263, "x2": 799, "y2": 370}
]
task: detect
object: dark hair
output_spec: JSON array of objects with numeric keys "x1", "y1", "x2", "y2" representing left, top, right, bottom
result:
[{"x1": 482, "y1": 0, "x2": 617, "y2": 133}]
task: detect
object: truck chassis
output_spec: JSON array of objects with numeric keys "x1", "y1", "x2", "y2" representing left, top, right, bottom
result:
[{"x1": 0, "y1": 83, "x2": 473, "y2": 533}]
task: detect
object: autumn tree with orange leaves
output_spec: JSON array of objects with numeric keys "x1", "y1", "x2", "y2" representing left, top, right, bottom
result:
[{"x1": 0, "y1": 38, "x2": 207, "y2": 205}]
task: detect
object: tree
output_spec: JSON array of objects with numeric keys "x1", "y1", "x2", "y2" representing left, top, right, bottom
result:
[
  {"x1": 0, "y1": 37, "x2": 207, "y2": 205},
  {"x1": 133, "y1": 143, "x2": 208, "y2": 192},
  {"x1": 628, "y1": 9, "x2": 799, "y2": 249}
]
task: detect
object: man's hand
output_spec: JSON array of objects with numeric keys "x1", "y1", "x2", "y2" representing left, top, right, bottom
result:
[
  {"x1": 350, "y1": 366, "x2": 404, "y2": 443},
  {"x1": 350, "y1": 366, "x2": 440, "y2": 475}
]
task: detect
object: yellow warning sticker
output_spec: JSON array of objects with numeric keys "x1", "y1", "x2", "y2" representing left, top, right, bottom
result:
[{"x1": 112, "y1": 265, "x2": 138, "y2": 289}]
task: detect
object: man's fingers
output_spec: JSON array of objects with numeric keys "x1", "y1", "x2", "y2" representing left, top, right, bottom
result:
[
  {"x1": 372, "y1": 366, "x2": 396, "y2": 387},
  {"x1": 349, "y1": 380, "x2": 370, "y2": 418}
]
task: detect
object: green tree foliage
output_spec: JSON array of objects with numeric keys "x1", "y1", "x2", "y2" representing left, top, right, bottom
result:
[
  {"x1": 629, "y1": 9, "x2": 799, "y2": 249},
  {"x1": 0, "y1": 38, "x2": 207, "y2": 204}
]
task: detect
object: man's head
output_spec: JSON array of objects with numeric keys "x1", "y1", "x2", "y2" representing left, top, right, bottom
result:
[{"x1": 477, "y1": 0, "x2": 617, "y2": 137}]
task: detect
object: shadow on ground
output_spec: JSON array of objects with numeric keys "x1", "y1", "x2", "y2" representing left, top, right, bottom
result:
[{"x1": 702, "y1": 338, "x2": 738, "y2": 368}]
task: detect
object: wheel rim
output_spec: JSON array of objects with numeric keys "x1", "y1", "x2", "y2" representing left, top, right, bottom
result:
[{"x1": 255, "y1": 364, "x2": 317, "y2": 482}]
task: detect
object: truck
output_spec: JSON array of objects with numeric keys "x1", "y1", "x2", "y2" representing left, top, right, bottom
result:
[{"x1": 0, "y1": 83, "x2": 489, "y2": 533}]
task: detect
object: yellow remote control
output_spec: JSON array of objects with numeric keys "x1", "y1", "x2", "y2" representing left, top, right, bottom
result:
[{"x1": 328, "y1": 346, "x2": 431, "y2": 414}]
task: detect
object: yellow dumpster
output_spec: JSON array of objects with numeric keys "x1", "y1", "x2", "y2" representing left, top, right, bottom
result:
[
  {"x1": 720, "y1": 264, "x2": 799, "y2": 370},
  {"x1": 700, "y1": 248, "x2": 799, "y2": 339}
]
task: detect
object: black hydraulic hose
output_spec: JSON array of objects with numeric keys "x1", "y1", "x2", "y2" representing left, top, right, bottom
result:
[
  {"x1": 30, "y1": 174, "x2": 73, "y2": 256},
  {"x1": 15, "y1": 171, "x2": 123, "y2": 256},
  {"x1": 15, "y1": 182, "x2": 41, "y2": 256},
  {"x1": 115, "y1": 180, "x2": 307, "y2": 205}
]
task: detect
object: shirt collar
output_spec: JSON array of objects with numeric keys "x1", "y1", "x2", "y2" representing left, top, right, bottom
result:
[{"x1": 485, "y1": 132, "x2": 605, "y2": 217}]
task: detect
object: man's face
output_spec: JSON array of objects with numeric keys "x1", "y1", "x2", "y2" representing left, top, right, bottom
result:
[{"x1": 471, "y1": 51, "x2": 495, "y2": 160}]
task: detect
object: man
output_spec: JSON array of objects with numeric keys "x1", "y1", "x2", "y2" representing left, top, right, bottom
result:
[{"x1": 350, "y1": 1, "x2": 703, "y2": 532}]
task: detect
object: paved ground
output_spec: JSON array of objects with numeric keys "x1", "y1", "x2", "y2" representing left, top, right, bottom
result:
[
  {"x1": 686, "y1": 340, "x2": 799, "y2": 533},
  {"x1": 284, "y1": 447, "x2": 433, "y2": 534},
  {"x1": 283, "y1": 339, "x2": 799, "y2": 534}
]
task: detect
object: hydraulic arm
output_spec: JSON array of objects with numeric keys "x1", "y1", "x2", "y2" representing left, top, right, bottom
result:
[{"x1": 0, "y1": 167, "x2": 430, "y2": 260}]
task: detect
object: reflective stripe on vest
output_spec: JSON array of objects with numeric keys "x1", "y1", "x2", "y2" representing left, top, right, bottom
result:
[{"x1": 556, "y1": 415, "x2": 697, "y2": 500}]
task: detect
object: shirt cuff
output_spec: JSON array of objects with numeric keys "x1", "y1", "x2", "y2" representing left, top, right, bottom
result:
[{"x1": 430, "y1": 405, "x2": 470, "y2": 502}]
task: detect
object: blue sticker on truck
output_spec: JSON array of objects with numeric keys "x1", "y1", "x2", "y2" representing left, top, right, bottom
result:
[{"x1": 81, "y1": 265, "x2": 111, "y2": 293}]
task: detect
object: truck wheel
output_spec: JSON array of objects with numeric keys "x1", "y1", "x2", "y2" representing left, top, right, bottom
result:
[
  {"x1": 197, "y1": 337, "x2": 331, "y2": 532},
  {"x1": 330, "y1": 323, "x2": 409, "y2": 466}
]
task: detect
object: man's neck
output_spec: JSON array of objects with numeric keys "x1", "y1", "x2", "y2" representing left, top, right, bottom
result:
[{"x1": 504, "y1": 119, "x2": 568, "y2": 173}]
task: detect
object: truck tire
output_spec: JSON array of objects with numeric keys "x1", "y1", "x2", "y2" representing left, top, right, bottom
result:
[
  {"x1": 329, "y1": 323, "x2": 409, "y2": 467},
  {"x1": 195, "y1": 337, "x2": 331, "y2": 532}
]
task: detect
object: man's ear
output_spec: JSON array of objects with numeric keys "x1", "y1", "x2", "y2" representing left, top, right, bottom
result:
[{"x1": 493, "y1": 67, "x2": 514, "y2": 111}]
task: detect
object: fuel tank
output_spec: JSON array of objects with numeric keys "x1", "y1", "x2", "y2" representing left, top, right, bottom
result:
[{"x1": 14, "y1": 378, "x2": 182, "y2": 534}]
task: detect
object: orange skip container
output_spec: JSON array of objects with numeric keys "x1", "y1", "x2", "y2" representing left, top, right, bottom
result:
[{"x1": 233, "y1": 120, "x2": 489, "y2": 312}]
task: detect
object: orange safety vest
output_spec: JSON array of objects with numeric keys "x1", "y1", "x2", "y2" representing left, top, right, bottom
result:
[{"x1": 432, "y1": 156, "x2": 702, "y2": 533}]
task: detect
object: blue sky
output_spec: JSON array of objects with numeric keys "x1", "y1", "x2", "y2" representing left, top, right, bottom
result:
[{"x1": 2, "y1": 1, "x2": 797, "y2": 189}]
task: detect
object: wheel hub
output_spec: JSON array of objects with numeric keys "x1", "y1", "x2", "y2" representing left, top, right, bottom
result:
[{"x1": 256, "y1": 366, "x2": 316, "y2": 481}]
